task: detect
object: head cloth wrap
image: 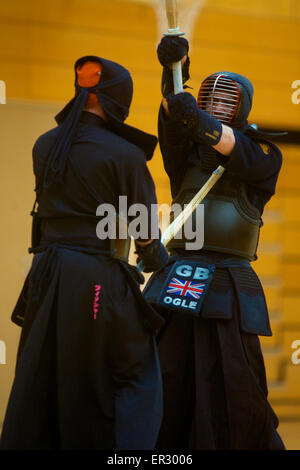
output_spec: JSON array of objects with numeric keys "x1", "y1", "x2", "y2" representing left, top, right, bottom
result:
[{"x1": 43, "y1": 56, "x2": 157, "y2": 188}]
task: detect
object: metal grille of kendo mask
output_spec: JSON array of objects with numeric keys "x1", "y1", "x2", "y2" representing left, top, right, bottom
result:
[{"x1": 197, "y1": 74, "x2": 240, "y2": 124}]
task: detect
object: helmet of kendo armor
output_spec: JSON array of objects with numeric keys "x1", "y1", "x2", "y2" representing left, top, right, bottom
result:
[{"x1": 197, "y1": 71, "x2": 254, "y2": 130}]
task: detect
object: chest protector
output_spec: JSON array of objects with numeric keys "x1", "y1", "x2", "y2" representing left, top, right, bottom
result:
[{"x1": 167, "y1": 149, "x2": 261, "y2": 261}]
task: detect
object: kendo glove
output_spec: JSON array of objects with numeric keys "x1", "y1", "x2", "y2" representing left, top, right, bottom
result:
[
  {"x1": 166, "y1": 92, "x2": 223, "y2": 146},
  {"x1": 135, "y1": 235, "x2": 169, "y2": 273},
  {"x1": 157, "y1": 36, "x2": 191, "y2": 97},
  {"x1": 157, "y1": 36, "x2": 189, "y2": 67}
]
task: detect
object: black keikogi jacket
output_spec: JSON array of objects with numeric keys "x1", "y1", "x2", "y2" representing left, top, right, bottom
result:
[
  {"x1": 1, "y1": 111, "x2": 164, "y2": 451},
  {"x1": 34, "y1": 111, "x2": 158, "y2": 235}
]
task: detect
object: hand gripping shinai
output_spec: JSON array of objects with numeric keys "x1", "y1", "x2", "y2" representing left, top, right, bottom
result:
[{"x1": 137, "y1": 0, "x2": 225, "y2": 273}]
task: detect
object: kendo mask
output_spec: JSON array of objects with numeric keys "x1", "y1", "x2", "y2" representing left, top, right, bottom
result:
[
  {"x1": 197, "y1": 71, "x2": 254, "y2": 130},
  {"x1": 43, "y1": 56, "x2": 157, "y2": 188}
]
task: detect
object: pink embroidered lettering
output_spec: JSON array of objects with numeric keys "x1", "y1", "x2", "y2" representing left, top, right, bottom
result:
[{"x1": 93, "y1": 284, "x2": 101, "y2": 320}]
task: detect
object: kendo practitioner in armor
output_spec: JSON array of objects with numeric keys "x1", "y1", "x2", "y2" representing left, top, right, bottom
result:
[
  {"x1": 143, "y1": 37, "x2": 285, "y2": 450},
  {"x1": 0, "y1": 57, "x2": 168, "y2": 450}
]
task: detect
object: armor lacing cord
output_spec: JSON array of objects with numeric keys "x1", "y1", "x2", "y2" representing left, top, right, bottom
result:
[
  {"x1": 43, "y1": 88, "x2": 89, "y2": 188},
  {"x1": 31, "y1": 245, "x2": 58, "y2": 302}
]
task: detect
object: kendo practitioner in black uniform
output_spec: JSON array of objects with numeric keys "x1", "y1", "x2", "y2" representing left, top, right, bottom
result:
[
  {"x1": 0, "y1": 57, "x2": 168, "y2": 450},
  {"x1": 143, "y1": 37, "x2": 285, "y2": 450}
]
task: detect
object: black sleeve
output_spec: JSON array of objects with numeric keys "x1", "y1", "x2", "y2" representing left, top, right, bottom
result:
[
  {"x1": 32, "y1": 138, "x2": 43, "y2": 189},
  {"x1": 158, "y1": 104, "x2": 194, "y2": 197},
  {"x1": 32, "y1": 128, "x2": 58, "y2": 192},
  {"x1": 32, "y1": 136, "x2": 50, "y2": 193},
  {"x1": 224, "y1": 129, "x2": 282, "y2": 196}
]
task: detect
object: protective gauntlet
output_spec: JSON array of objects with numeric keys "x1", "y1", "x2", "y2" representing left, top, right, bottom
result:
[
  {"x1": 166, "y1": 92, "x2": 223, "y2": 146},
  {"x1": 135, "y1": 236, "x2": 169, "y2": 273}
]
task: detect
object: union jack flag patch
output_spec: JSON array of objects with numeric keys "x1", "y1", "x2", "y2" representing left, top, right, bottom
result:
[
  {"x1": 167, "y1": 278, "x2": 205, "y2": 299},
  {"x1": 158, "y1": 259, "x2": 215, "y2": 316}
]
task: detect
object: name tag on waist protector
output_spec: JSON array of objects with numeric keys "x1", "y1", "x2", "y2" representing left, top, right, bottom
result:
[{"x1": 158, "y1": 260, "x2": 215, "y2": 316}]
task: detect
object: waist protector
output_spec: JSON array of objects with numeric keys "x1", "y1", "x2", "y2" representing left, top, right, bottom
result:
[
  {"x1": 167, "y1": 162, "x2": 261, "y2": 261},
  {"x1": 38, "y1": 216, "x2": 131, "y2": 262}
]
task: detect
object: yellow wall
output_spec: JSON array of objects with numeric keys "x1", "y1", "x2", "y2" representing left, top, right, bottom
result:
[{"x1": 0, "y1": 0, "x2": 300, "y2": 443}]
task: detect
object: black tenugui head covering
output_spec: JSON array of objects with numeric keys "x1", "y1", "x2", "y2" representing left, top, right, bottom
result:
[{"x1": 43, "y1": 55, "x2": 158, "y2": 188}]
